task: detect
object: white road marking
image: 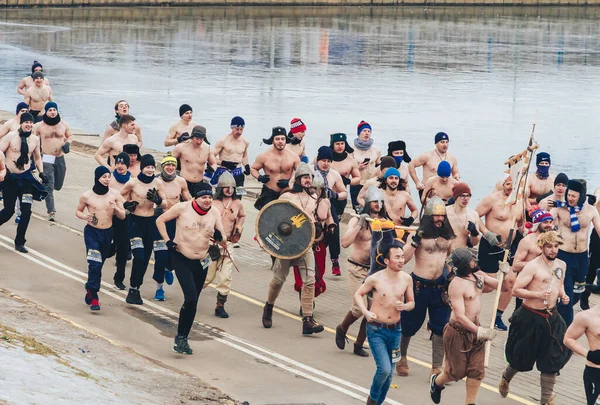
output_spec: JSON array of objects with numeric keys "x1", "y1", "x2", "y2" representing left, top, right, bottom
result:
[{"x1": 0, "y1": 235, "x2": 404, "y2": 405}]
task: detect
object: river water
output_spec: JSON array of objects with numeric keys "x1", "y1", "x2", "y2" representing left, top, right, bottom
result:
[{"x1": 0, "y1": 6, "x2": 599, "y2": 201}]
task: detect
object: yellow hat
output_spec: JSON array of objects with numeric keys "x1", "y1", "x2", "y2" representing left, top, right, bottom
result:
[{"x1": 161, "y1": 154, "x2": 177, "y2": 167}]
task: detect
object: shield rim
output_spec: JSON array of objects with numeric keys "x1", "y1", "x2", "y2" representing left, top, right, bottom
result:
[{"x1": 255, "y1": 199, "x2": 315, "y2": 260}]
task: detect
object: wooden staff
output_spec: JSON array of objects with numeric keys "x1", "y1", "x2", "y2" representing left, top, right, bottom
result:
[
  {"x1": 350, "y1": 214, "x2": 419, "y2": 232},
  {"x1": 484, "y1": 117, "x2": 539, "y2": 367}
]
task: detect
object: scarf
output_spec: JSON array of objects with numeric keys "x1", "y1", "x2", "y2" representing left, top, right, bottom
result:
[
  {"x1": 113, "y1": 169, "x2": 130, "y2": 184},
  {"x1": 536, "y1": 165, "x2": 550, "y2": 179},
  {"x1": 42, "y1": 113, "x2": 61, "y2": 126},
  {"x1": 315, "y1": 166, "x2": 330, "y2": 190},
  {"x1": 115, "y1": 113, "x2": 121, "y2": 124},
  {"x1": 354, "y1": 137, "x2": 374, "y2": 151},
  {"x1": 332, "y1": 150, "x2": 347, "y2": 162},
  {"x1": 160, "y1": 171, "x2": 177, "y2": 182},
  {"x1": 137, "y1": 172, "x2": 155, "y2": 184},
  {"x1": 554, "y1": 201, "x2": 581, "y2": 232},
  {"x1": 289, "y1": 136, "x2": 302, "y2": 145},
  {"x1": 15, "y1": 129, "x2": 31, "y2": 170},
  {"x1": 191, "y1": 199, "x2": 210, "y2": 215}
]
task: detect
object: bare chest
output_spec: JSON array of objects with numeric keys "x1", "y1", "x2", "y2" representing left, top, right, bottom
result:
[
  {"x1": 420, "y1": 237, "x2": 451, "y2": 254},
  {"x1": 331, "y1": 159, "x2": 353, "y2": 177},
  {"x1": 40, "y1": 124, "x2": 67, "y2": 140}
]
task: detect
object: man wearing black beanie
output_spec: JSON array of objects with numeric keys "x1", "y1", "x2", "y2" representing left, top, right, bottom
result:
[
  {"x1": 164, "y1": 104, "x2": 196, "y2": 147},
  {"x1": 17, "y1": 60, "x2": 50, "y2": 96},
  {"x1": 109, "y1": 152, "x2": 133, "y2": 290},
  {"x1": 0, "y1": 102, "x2": 29, "y2": 138},
  {"x1": 120, "y1": 154, "x2": 169, "y2": 304}
]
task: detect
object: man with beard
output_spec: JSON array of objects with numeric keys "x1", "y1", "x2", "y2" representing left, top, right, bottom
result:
[
  {"x1": 336, "y1": 186, "x2": 389, "y2": 358},
  {"x1": 495, "y1": 207, "x2": 555, "y2": 331},
  {"x1": 286, "y1": 118, "x2": 308, "y2": 163},
  {"x1": 156, "y1": 182, "x2": 225, "y2": 355},
  {"x1": 76, "y1": 167, "x2": 126, "y2": 311},
  {"x1": 102, "y1": 100, "x2": 143, "y2": 144},
  {"x1": 351, "y1": 121, "x2": 381, "y2": 213},
  {"x1": 314, "y1": 146, "x2": 348, "y2": 276},
  {"x1": 397, "y1": 196, "x2": 456, "y2": 377},
  {"x1": 164, "y1": 104, "x2": 196, "y2": 147},
  {"x1": 408, "y1": 132, "x2": 460, "y2": 198},
  {"x1": 0, "y1": 112, "x2": 48, "y2": 253},
  {"x1": 17, "y1": 61, "x2": 50, "y2": 96},
  {"x1": 429, "y1": 248, "x2": 500, "y2": 405},
  {"x1": 95, "y1": 114, "x2": 140, "y2": 170},
  {"x1": 499, "y1": 231, "x2": 571, "y2": 405},
  {"x1": 539, "y1": 173, "x2": 568, "y2": 211},
  {"x1": 203, "y1": 172, "x2": 245, "y2": 318},
  {"x1": 251, "y1": 126, "x2": 300, "y2": 210},
  {"x1": 123, "y1": 144, "x2": 141, "y2": 177},
  {"x1": 0, "y1": 102, "x2": 29, "y2": 139},
  {"x1": 356, "y1": 156, "x2": 397, "y2": 207},
  {"x1": 379, "y1": 167, "x2": 417, "y2": 227},
  {"x1": 24, "y1": 71, "x2": 53, "y2": 123},
  {"x1": 261, "y1": 163, "x2": 325, "y2": 336},
  {"x1": 550, "y1": 179, "x2": 600, "y2": 324},
  {"x1": 211, "y1": 116, "x2": 250, "y2": 197},
  {"x1": 422, "y1": 161, "x2": 459, "y2": 204},
  {"x1": 108, "y1": 152, "x2": 133, "y2": 290},
  {"x1": 526, "y1": 152, "x2": 555, "y2": 205},
  {"x1": 447, "y1": 182, "x2": 482, "y2": 251},
  {"x1": 120, "y1": 154, "x2": 168, "y2": 304},
  {"x1": 33, "y1": 102, "x2": 72, "y2": 221},
  {"x1": 172, "y1": 125, "x2": 216, "y2": 197},
  {"x1": 386, "y1": 140, "x2": 411, "y2": 183}
]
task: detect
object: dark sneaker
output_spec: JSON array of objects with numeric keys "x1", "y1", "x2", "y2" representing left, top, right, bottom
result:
[
  {"x1": 332, "y1": 263, "x2": 341, "y2": 276},
  {"x1": 90, "y1": 299, "x2": 100, "y2": 311},
  {"x1": 173, "y1": 335, "x2": 193, "y2": 355},
  {"x1": 494, "y1": 315, "x2": 508, "y2": 331},
  {"x1": 353, "y1": 344, "x2": 369, "y2": 357},
  {"x1": 335, "y1": 325, "x2": 348, "y2": 350},
  {"x1": 15, "y1": 244, "x2": 28, "y2": 253},
  {"x1": 126, "y1": 288, "x2": 143, "y2": 305},
  {"x1": 302, "y1": 316, "x2": 324, "y2": 335},
  {"x1": 113, "y1": 280, "x2": 126, "y2": 291},
  {"x1": 262, "y1": 302, "x2": 273, "y2": 328},
  {"x1": 215, "y1": 305, "x2": 229, "y2": 319},
  {"x1": 429, "y1": 373, "x2": 444, "y2": 404},
  {"x1": 85, "y1": 289, "x2": 93, "y2": 305}
]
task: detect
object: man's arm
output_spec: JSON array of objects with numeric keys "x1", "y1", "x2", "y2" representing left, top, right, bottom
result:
[
  {"x1": 16, "y1": 78, "x2": 27, "y2": 96},
  {"x1": 75, "y1": 194, "x2": 91, "y2": 222},
  {"x1": 207, "y1": 149, "x2": 217, "y2": 172},
  {"x1": 406, "y1": 194, "x2": 418, "y2": 219},
  {"x1": 563, "y1": 313, "x2": 589, "y2": 359},
  {"x1": 156, "y1": 183, "x2": 168, "y2": 209},
  {"x1": 590, "y1": 209, "x2": 600, "y2": 236},
  {"x1": 164, "y1": 124, "x2": 179, "y2": 147},
  {"x1": 408, "y1": 153, "x2": 427, "y2": 190},
  {"x1": 180, "y1": 180, "x2": 191, "y2": 201},
  {"x1": 94, "y1": 139, "x2": 113, "y2": 169},
  {"x1": 24, "y1": 90, "x2": 31, "y2": 107},
  {"x1": 341, "y1": 217, "x2": 362, "y2": 248},
  {"x1": 402, "y1": 234, "x2": 417, "y2": 263},
  {"x1": 235, "y1": 203, "x2": 247, "y2": 232},
  {"x1": 156, "y1": 203, "x2": 183, "y2": 242},
  {"x1": 451, "y1": 157, "x2": 460, "y2": 181},
  {"x1": 475, "y1": 195, "x2": 493, "y2": 218},
  {"x1": 350, "y1": 163, "x2": 360, "y2": 186},
  {"x1": 135, "y1": 126, "x2": 143, "y2": 145},
  {"x1": 64, "y1": 123, "x2": 73, "y2": 144},
  {"x1": 211, "y1": 138, "x2": 225, "y2": 162},
  {"x1": 512, "y1": 262, "x2": 544, "y2": 300},
  {"x1": 333, "y1": 173, "x2": 348, "y2": 200},
  {"x1": 512, "y1": 239, "x2": 531, "y2": 273},
  {"x1": 47, "y1": 87, "x2": 53, "y2": 102},
  {"x1": 421, "y1": 177, "x2": 435, "y2": 203},
  {"x1": 0, "y1": 151, "x2": 6, "y2": 182},
  {"x1": 119, "y1": 181, "x2": 133, "y2": 197},
  {"x1": 33, "y1": 139, "x2": 43, "y2": 173},
  {"x1": 250, "y1": 155, "x2": 264, "y2": 180},
  {"x1": 112, "y1": 192, "x2": 127, "y2": 220},
  {"x1": 401, "y1": 275, "x2": 415, "y2": 311},
  {"x1": 241, "y1": 140, "x2": 249, "y2": 166},
  {"x1": 0, "y1": 122, "x2": 11, "y2": 139},
  {"x1": 449, "y1": 282, "x2": 479, "y2": 333},
  {"x1": 0, "y1": 133, "x2": 11, "y2": 154},
  {"x1": 477, "y1": 270, "x2": 500, "y2": 292},
  {"x1": 354, "y1": 276, "x2": 377, "y2": 321},
  {"x1": 101, "y1": 126, "x2": 117, "y2": 143}
]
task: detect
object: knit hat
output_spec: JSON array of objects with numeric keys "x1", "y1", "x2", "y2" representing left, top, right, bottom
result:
[
  {"x1": 95, "y1": 165, "x2": 110, "y2": 181},
  {"x1": 554, "y1": 173, "x2": 569, "y2": 186},
  {"x1": 531, "y1": 208, "x2": 554, "y2": 224},
  {"x1": 384, "y1": 167, "x2": 401, "y2": 180},
  {"x1": 191, "y1": 125, "x2": 210, "y2": 144},
  {"x1": 357, "y1": 120, "x2": 372, "y2": 135},
  {"x1": 316, "y1": 146, "x2": 333, "y2": 161},
  {"x1": 230, "y1": 116, "x2": 245, "y2": 128},
  {"x1": 290, "y1": 118, "x2": 306, "y2": 135},
  {"x1": 16, "y1": 102, "x2": 29, "y2": 114},
  {"x1": 31, "y1": 60, "x2": 43, "y2": 73},
  {"x1": 195, "y1": 182, "x2": 213, "y2": 198},
  {"x1": 44, "y1": 101, "x2": 58, "y2": 112},
  {"x1": 263, "y1": 126, "x2": 289, "y2": 145},
  {"x1": 329, "y1": 133, "x2": 354, "y2": 154},
  {"x1": 123, "y1": 144, "x2": 140, "y2": 157},
  {"x1": 20, "y1": 112, "x2": 34, "y2": 124},
  {"x1": 387, "y1": 140, "x2": 411, "y2": 163},
  {"x1": 437, "y1": 161, "x2": 452, "y2": 178},
  {"x1": 161, "y1": 153, "x2": 177, "y2": 167},
  {"x1": 140, "y1": 154, "x2": 156, "y2": 171},
  {"x1": 434, "y1": 132, "x2": 449, "y2": 144},
  {"x1": 380, "y1": 156, "x2": 397, "y2": 170},
  {"x1": 179, "y1": 104, "x2": 192, "y2": 117},
  {"x1": 32, "y1": 71, "x2": 44, "y2": 80},
  {"x1": 567, "y1": 179, "x2": 586, "y2": 207},
  {"x1": 536, "y1": 152, "x2": 551, "y2": 166},
  {"x1": 452, "y1": 182, "x2": 472, "y2": 200},
  {"x1": 115, "y1": 152, "x2": 130, "y2": 168}
]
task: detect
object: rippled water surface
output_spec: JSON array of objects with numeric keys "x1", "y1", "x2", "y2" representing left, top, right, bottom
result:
[{"x1": 1, "y1": 6, "x2": 599, "y2": 200}]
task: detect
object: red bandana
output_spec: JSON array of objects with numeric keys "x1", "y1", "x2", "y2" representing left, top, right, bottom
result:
[{"x1": 192, "y1": 199, "x2": 210, "y2": 216}]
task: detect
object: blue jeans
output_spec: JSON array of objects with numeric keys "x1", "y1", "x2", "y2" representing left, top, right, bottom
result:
[{"x1": 366, "y1": 322, "x2": 401, "y2": 404}]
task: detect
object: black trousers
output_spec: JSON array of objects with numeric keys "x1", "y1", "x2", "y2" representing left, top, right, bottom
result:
[
  {"x1": 329, "y1": 198, "x2": 347, "y2": 261},
  {"x1": 112, "y1": 215, "x2": 130, "y2": 283},
  {"x1": 172, "y1": 250, "x2": 209, "y2": 336},
  {"x1": 0, "y1": 174, "x2": 34, "y2": 245},
  {"x1": 584, "y1": 366, "x2": 600, "y2": 405}
]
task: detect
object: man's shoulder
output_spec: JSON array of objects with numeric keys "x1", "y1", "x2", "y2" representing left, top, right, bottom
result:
[{"x1": 554, "y1": 258, "x2": 567, "y2": 269}]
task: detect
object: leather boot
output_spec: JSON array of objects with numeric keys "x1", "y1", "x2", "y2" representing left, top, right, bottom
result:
[
  {"x1": 396, "y1": 355, "x2": 409, "y2": 376},
  {"x1": 366, "y1": 395, "x2": 377, "y2": 405},
  {"x1": 302, "y1": 316, "x2": 324, "y2": 335},
  {"x1": 353, "y1": 343, "x2": 369, "y2": 357},
  {"x1": 262, "y1": 302, "x2": 274, "y2": 328}
]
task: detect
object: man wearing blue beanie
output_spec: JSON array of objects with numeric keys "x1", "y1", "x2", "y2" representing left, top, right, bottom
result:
[
  {"x1": 525, "y1": 151, "x2": 556, "y2": 206},
  {"x1": 408, "y1": 132, "x2": 460, "y2": 200},
  {"x1": 0, "y1": 102, "x2": 29, "y2": 138},
  {"x1": 421, "y1": 161, "x2": 459, "y2": 205},
  {"x1": 379, "y1": 166, "x2": 418, "y2": 227},
  {"x1": 164, "y1": 104, "x2": 197, "y2": 147}
]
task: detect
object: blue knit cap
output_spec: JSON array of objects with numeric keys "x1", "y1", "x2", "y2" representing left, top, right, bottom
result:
[
  {"x1": 437, "y1": 161, "x2": 452, "y2": 178},
  {"x1": 230, "y1": 116, "x2": 245, "y2": 128},
  {"x1": 16, "y1": 102, "x2": 28, "y2": 114},
  {"x1": 45, "y1": 101, "x2": 58, "y2": 112},
  {"x1": 384, "y1": 167, "x2": 401, "y2": 179}
]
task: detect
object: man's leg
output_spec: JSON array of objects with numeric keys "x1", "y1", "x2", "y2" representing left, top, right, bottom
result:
[
  {"x1": 465, "y1": 378, "x2": 483, "y2": 404},
  {"x1": 329, "y1": 199, "x2": 346, "y2": 275},
  {"x1": 584, "y1": 365, "x2": 600, "y2": 405},
  {"x1": 398, "y1": 279, "x2": 427, "y2": 376},
  {"x1": 127, "y1": 216, "x2": 150, "y2": 304},
  {"x1": 43, "y1": 161, "x2": 56, "y2": 215},
  {"x1": 540, "y1": 373, "x2": 556, "y2": 404},
  {"x1": 428, "y1": 286, "x2": 451, "y2": 374},
  {"x1": 496, "y1": 270, "x2": 517, "y2": 330},
  {"x1": 0, "y1": 176, "x2": 18, "y2": 226},
  {"x1": 365, "y1": 324, "x2": 393, "y2": 404},
  {"x1": 297, "y1": 253, "x2": 324, "y2": 335},
  {"x1": 349, "y1": 184, "x2": 362, "y2": 212},
  {"x1": 14, "y1": 183, "x2": 33, "y2": 248},
  {"x1": 83, "y1": 226, "x2": 104, "y2": 310},
  {"x1": 336, "y1": 262, "x2": 367, "y2": 352},
  {"x1": 112, "y1": 216, "x2": 129, "y2": 288},
  {"x1": 263, "y1": 258, "x2": 290, "y2": 328},
  {"x1": 211, "y1": 243, "x2": 234, "y2": 318}
]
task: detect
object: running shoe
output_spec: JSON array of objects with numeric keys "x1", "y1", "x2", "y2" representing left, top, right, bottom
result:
[
  {"x1": 173, "y1": 335, "x2": 193, "y2": 355},
  {"x1": 494, "y1": 315, "x2": 508, "y2": 331},
  {"x1": 164, "y1": 270, "x2": 174, "y2": 286},
  {"x1": 90, "y1": 299, "x2": 100, "y2": 311},
  {"x1": 429, "y1": 373, "x2": 444, "y2": 404},
  {"x1": 154, "y1": 287, "x2": 165, "y2": 301}
]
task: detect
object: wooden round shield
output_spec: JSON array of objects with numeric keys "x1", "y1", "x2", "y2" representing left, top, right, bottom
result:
[{"x1": 255, "y1": 199, "x2": 315, "y2": 260}]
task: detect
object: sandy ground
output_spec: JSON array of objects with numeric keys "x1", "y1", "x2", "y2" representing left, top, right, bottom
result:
[{"x1": 0, "y1": 288, "x2": 243, "y2": 405}]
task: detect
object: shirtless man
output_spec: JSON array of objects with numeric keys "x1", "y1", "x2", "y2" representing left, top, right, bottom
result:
[
  {"x1": 211, "y1": 116, "x2": 250, "y2": 194},
  {"x1": 16, "y1": 61, "x2": 50, "y2": 96},
  {"x1": 24, "y1": 71, "x2": 53, "y2": 122},
  {"x1": 354, "y1": 239, "x2": 415, "y2": 405},
  {"x1": 526, "y1": 152, "x2": 556, "y2": 205},
  {"x1": 422, "y1": 161, "x2": 459, "y2": 204},
  {"x1": 386, "y1": 140, "x2": 411, "y2": 183},
  {"x1": 172, "y1": 125, "x2": 216, "y2": 197},
  {"x1": 379, "y1": 167, "x2": 417, "y2": 227},
  {"x1": 251, "y1": 126, "x2": 300, "y2": 210},
  {"x1": 76, "y1": 166, "x2": 126, "y2": 311},
  {"x1": 0, "y1": 103, "x2": 29, "y2": 139},
  {"x1": 101, "y1": 100, "x2": 143, "y2": 144},
  {"x1": 336, "y1": 186, "x2": 388, "y2": 358},
  {"x1": 287, "y1": 117, "x2": 308, "y2": 163},
  {"x1": 0, "y1": 112, "x2": 48, "y2": 253},
  {"x1": 446, "y1": 182, "x2": 482, "y2": 251},
  {"x1": 314, "y1": 145, "x2": 348, "y2": 276},
  {"x1": 261, "y1": 163, "x2": 325, "y2": 336},
  {"x1": 123, "y1": 144, "x2": 141, "y2": 177},
  {"x1": 564, "y1": 303, "x2": 600, "y2": 405},
  {"x1": 95, "y1": 114, "x2": 139, "y2": 170},
  {"x1": 351, "y1": 121, "x2": 381, "y2": 212},
  {"x1": 408, "y1": 132, "x2": 460, "y2": 197},
  {"x1": 33, "y1": 102, "x2": 72, "y2": 221},
  {"x1": 495, "y1": 207, "x2": 555, "y2": 331},
  {"x1": 356, "y1": 156, "x2": 396, "y2": 207},
  {"x1": 499, "y1": 231, "x2": 572, "y2": 405},
  {"x1": 397, "y1": 197, "x2": 456, "y2": 377},
  {"x1": 550, "y1": 179, "x2": 600, "y2": 325},
  {"x1": 539, "y1": 173, "x2": 568, "y2": 211},
  {"x1": 330, "y1": 132, "x2": 360, "y2": 213},
  {"x1": 120, "y1": 154, "x2": 168, "y2": 304},
  {"x1": 108, "y1": 152, "x2": 133, "y2": 290},
  {"x1": 156, "y1": 182, "x2": 225, "y2": 355},
  {"x1": 164, "y1": 104, "x2": 196, "y2": 147},
  {"x1": 429, "y1": 248, "x2": 500, "y2": 405},
  {"x1": 203, "y1": 172, "x2": 245, "y2": 318}
]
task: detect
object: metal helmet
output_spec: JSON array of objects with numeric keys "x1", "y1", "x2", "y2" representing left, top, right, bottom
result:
[
  {"x1": 424, "y1": 196, "x2": 446, "y2": 216},
  {"x1": 312, "y1": 171, "x2": 325, "y2": 190},
  {"x1": 365, "y1": 185, "x2": 383, "y2": 206},
  {"x1": 295, "y1": 162, "x2": 313, "y2": 179},
  {"x1": 217, "y1": 171, "x2": 236, "y2": 188}
]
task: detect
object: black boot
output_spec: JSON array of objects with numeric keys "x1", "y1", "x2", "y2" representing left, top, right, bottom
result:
[
  {"x1": 215, "y1": 293, "x2": 229, "y2": 318},
  {"x1": 173, "y1": 334, "x2": 193, "y2": 355},
  {"x1": 262, "y1": 302, "x2": 274, "y2": 328},
  {"x1": 302, "y1": 316, "x2": 324, "y2": 335},
  {"x1": 581, "y1": 290, "x2": 591, "y2": 310},
  {"x1": 353, "y1": 343, "x2": 369, "y2": 357}
]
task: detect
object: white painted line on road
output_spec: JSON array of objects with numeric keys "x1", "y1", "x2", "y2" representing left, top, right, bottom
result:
[{"x1": 0, "y1": 236, "x2": 404, "y2": 405}]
